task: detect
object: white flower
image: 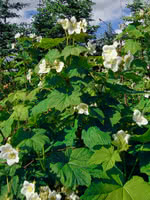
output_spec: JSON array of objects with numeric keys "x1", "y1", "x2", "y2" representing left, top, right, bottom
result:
[
  {"x1": 139, "y1": 9, "x2": 144, "y2": 17},
  {"x1": 86, "y1": 41, "x2": 96, "y2": 55},
  {"x1": 53, "y1": 60, "x2": 64, "y2": 73},
  {"x1": 15, "y1": 33, "x2": 21, "y2": 39},
  {"x1": 69, "y1": 192, "x2": 80, "y2": 200},
  {"x1": 113, "y1": 41, "x2": 120, "y2": 48},
  {"x1": 0, "y1": 143, "x2": 19, "y2": 166},
  {"x1": 38, "y1": 59, "x2": 50, "y2": 74},
  {"x1": 68, "y1": 16, "x2": 81, "y2": 35},
  {"x1": 75, "y1": 103, "x2": 89, "y2": 115},
  {"x1": 21, "y1": 181, "x2": 35, "y2": 199},
  {"x1": 80, "y1": 19, "x2": 87, "y2": 33},
  {"x1": 102, "y1": 45, "x2": 118, "y2": 63},
  {"x1": 144, "y1": 91, "x2": 150, "y2": 98},
  {"x1": 28, "y1": 193, "x2": 41, "y2": 200},
  {"x1": 57, "y1": 18, "x2": 70, "y2": 30},
  {"x1": 38, "y1": 81, "x2": 43, "y2": 87},
  {"x1": 29, "y1": 33, "x2": 36, "y2": 38},
  {"x1": 133, "y1": 109, "x2": 148, "y2": 126},
  {"x1": 5, "y1": 149, "x2": 19, "y2": 166},
  {"x1": 36, "y1": 36, "x2": 42, "y2": 43},
  {"x1": 49, "y1": 190, "x2": 61, "y2": 200},
  {"x1": 103, "y1": 56, "x2": 122, "y2": 72},
  {"x1": 0, "y1": 143, "x2": 13, "y2": 158},
  {"x1": 11, "y1": 43, "x2": 15, "y2": 49},
  {"x1": 123, "y1": 51, "x2": 134, "y2": 70},
  {"x1": 27, "y1": 69, "x2": 32, "y2": 82},
  {"x1": 113, "y1": 130, "x2": 130, "y2": 144}
]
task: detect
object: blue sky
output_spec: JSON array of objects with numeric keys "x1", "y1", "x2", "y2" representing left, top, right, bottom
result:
[{"x1": 11, "y1": 0, "x2": 132, "y2": 36}]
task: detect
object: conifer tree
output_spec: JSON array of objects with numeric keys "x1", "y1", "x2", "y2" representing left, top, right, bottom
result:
[{"x1": 0, "y1": 0, "x2": 27, "y2": 57}]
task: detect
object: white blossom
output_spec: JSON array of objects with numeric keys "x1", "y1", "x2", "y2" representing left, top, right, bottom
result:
[
  {"x1": 5, "y1": 149, "x2": 19, "y2": 166},
  {"x1": 11, "y1": 43, "x2": 15, "y2": 49},
  {"x1": 144, "y1": 91, "x2": 150, "y2": 98},
  {"x1": 102, "y1": 45, "x2": 118, "y2": 61},
  {"x1": 49, "y1": 190, "x2": 61, "y2": 200},
  {"x1": 103, "y1": 56, "x2": 122, "y2": 72},
  {"x1": 29, "y1": 33, "x2": 36, "y2": 38},
  {"x1": 123, "y1": 51, "x2": 134, "y2": 70},
  {"x1": 53, "y1": 60, "x2": 64, "y2": 73},
  {"x1": 113, "y1": 130, "x2": 130, "y2": 144},
  {"x1": 36, "y1": 36, "x2": 42, "y2": 43},
  {"x1": 28, "y1": 193, "x2": 41, "y2": 200},
  {"x1": 0, "y1": 143, "x2": 13, "y2": 158},
  {"x1": 15, "y1": 33, "x2": 21, "y2": 39},
  {"x1": 75, "y1": 103, "x2": 89, "y2": 115},
  {"x1": 0, "y1": 143, "x2": 19, "y2": 166},
  {"x1": 38, "y1": 81, "x2": 43, "y2": 87},
  {"x1": 27, "y1": 69, "x2": 32, "y2": 82},
  {"x1": 86, "y1": 41, "x2": 96, "y2": 55},
  {"x1": 38, "y1": 59, "x2": 50, "y2": 74},
  {"x1": 80, "y1": 19, "x2": 87, "y2": 33},
  {"x1": 133, "y1": 109, "x2": 148, "y2": 126},
  {"x1": 21, "y1": 181, "x2": 35, "y2": 199},
  {"x1": 57, "y1": 18, "x2": 70, "y2": 30},
  {"x1": 68, "y1": 16, "x2": 81, "y2": 35},
  {"x1": 69, "y1": 192, "x2": 80, "y2": 200}
]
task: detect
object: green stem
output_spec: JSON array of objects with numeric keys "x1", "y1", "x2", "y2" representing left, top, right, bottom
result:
[{"x1": 127, "y1": 157, "x2": 138, "y2": 181}]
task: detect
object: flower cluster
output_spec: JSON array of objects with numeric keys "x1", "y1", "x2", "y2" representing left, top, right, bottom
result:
[
  {"x1": 21, "y1": 182, "x2": 62, "y2": 200},
  {"x1": 38, "y1": 59, "x2": 65, "y2": 74},
  {"x1": 0, "y1": 143, "x2": 19, "y2": 166},
  {"x1": 133, "y1": 109, "x2": 148, "y2": 126},
  {"x1": 57, "y1": 16, "x2": 87, "y2": 35},
  {"x1": 102, "y1": 43, "x2": 122, "y2": 72}
]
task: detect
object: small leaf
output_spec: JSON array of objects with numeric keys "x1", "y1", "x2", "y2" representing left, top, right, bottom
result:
[
  {"x1": 124, "y1": 39, "x2": 141, "y2": 54},
  {"x1": 89, "y1": 146, "x2": 121, "y2": 171},
  {"x1": 82, "y1": 126, "x2": 111, "y2": 150}
]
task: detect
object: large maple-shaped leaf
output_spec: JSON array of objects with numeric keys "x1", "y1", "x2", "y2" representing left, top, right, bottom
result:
[
  {"x1": 61, "y1": 45, "x2": 87, "y2": 60},
  {"x1": 50, "y1": 148, "x2": 92, "y2": 189},
  {"x1": 81, "y1": 176, "x2": 150, "y2": 200},
  {"x1": 32, "y1": 89, "x2": 81, "y2": 116},
  {"x1": 89, "y1": 146, "x2": 121, "y2": 171}
]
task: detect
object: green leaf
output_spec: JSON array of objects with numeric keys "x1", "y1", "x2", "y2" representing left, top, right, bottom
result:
[
  {"x1": 132, "y1": 128, "x2": 150, "y2": 143},
  {"x1": 124, "y1": 39, "x2": 141, "y2": 54},
  {"x1": 82, "y1": 126, "x2": 111, "y2": 150},
  {"x1": 11, "y1": 128, "x2": 50, "y2": 152},
  {"x1": 38, "y1": 38, "x2": 65, "y2": 49},
  {"x1": 61, "y1": 45, "x2": 87, "y2": 60},
  {"x1": 45, "y1": 49, "x2": 61, "y2": 64},
  {"x1": 125, "y1": 25, "x2": 143, "y2": 38},
  {"x1": 11, "y1": 176, "x2": 19, "y2": 195},
  {"x1": 110, "y1": 111, "x2": 121, "y2": 126},
  {"x1": 32, "y1": 89, "x2": 81, "y2": 115},
  {"x1": 12, "y1": 104, "x2": 29, "y2": 121},
  {"x1": 81, "y1": 176, "x2": 150, "y2": 200},
  {"x1": 0, "y1": 116, "x2": 14, "y2": 138},
  {"x1": 89, "y1": 146, "x2": 121, "y2": 171},
  {"x1": 50, "y1": 148, "x2": 92, "y2": 189}
]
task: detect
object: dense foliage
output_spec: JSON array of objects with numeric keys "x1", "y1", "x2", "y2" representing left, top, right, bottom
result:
[{"x1": 0, "y1": 2, "x2": 150, "y2": 200}]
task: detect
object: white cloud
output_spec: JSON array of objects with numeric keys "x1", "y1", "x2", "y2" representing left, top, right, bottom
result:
[
  {"x1": 10, "y1": 0, "x2": 132, "y2": 25},
  {"x1": 91, "y1": 0, "x2": 131, "y2": 25}
]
